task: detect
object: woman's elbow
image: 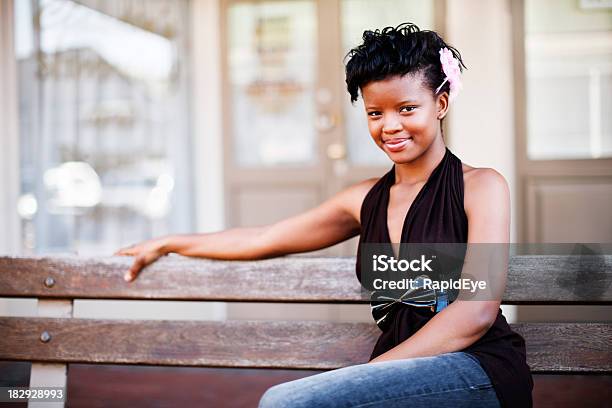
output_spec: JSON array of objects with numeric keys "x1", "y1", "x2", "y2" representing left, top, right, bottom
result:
[
  {"x1": 455, "y1": 300, "x2": 499, "y2": 334},
  {"x1": 474, "y1": 301, "x2": 500, "y2": 332}
]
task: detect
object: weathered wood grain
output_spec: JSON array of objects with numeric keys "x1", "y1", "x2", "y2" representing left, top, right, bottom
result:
[
  {"x1": 1, "y1": 318, "x2": 609, "y2": 373},
  {"x1": 0, "y1": 317, "x2": 377, "y2": 370},
  {"x1": 0, "y1": 255, "x2": 362, "y2": 302},
  {"x1": 508, "y1": 255, "x2": 612, "y2": 303},
  {"x1": 0, "y1": 255, "x2": 610, "y2": 303},
  {"x1": 512, "y1": 323, "x2": 612, "y2": 373}
]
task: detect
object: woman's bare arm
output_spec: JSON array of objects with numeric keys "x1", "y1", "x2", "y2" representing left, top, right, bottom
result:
[{"x1": 116, "y1": 178, "x2": 377, "y2": 281}]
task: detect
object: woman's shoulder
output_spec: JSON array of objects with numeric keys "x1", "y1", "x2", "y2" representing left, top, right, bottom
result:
[
  {"x1": 460, "y1": 163, "x2": 510, "y2": 213},
  {"x1": 336, "y1": 177, "x2": 381, "y2": 225},
  {"x1": 347, "y1": 176, "x2": 381, "y2": 204},
  {"x1": 461, "y1": 163, "x2": 508, "y2": 189}
]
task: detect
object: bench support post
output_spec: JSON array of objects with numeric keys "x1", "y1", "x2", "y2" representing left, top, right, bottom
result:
[{"x1": 28, "y1": 299, "x2": 73, "y2": 408}]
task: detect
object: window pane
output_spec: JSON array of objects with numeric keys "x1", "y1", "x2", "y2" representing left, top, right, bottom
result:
[
  {"x1": 525, "y1": 0, "x2": 612, "y2": 160},
  {"x1": 341, "y1": 0, "x2": 435, "y2": 166},
  {"x1": 15, "y1": 0, "x2": 194, "y2": 254},
  {"x1": 228, "y1": 1, "x2": 317, "y2": 167}
]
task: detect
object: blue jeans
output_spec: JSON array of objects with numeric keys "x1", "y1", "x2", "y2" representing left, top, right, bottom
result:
[{"x1": 258, "y1": 352, "x2": 500, "y2": 408}]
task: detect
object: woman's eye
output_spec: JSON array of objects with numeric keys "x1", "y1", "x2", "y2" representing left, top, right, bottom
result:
[
  {"x1": 400, "y1": 106, "x2": 416, "y2": 113},
  {"x1": 367, "y1": 111, "x2": 381, "y2": 117}
]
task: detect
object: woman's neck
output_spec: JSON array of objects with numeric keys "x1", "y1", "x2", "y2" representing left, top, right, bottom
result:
[{"x1": 394, "y1": 137, "x2": 447, "y2": 185}]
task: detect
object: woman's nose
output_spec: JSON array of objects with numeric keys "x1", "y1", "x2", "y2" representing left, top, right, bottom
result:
[{"x1": 382, "y1": 117, "x2": 402, "y2": 134}]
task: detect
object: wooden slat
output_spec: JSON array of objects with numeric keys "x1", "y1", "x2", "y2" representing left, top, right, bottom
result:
[
  {"x1": 0, "y1": 254, "x2": 611, "y2": 303},
  {"x1": 508, "y1": 255, "x2": 612, "y2": 304},
  {"x1": 512, "y1": 323, "x2": 612, "y2": 373},
  {"x1": 0, "y1": 255, "x2": 360, "y2": 302},
  {"x1": 0, "y1": 317, "x2": 610, "y2": 373},
  {"x1": 0, "y1": 317, "x2": 377, "y2": 370}
]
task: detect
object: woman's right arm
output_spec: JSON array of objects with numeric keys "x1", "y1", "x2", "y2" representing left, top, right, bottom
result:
[{"x1": 117, "y1": 178, "x2": 377, "y2": 281}]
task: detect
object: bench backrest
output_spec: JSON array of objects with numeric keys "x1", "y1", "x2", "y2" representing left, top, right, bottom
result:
[{"x1": 1, "y1": 254, "x2": 611, "y2": 373}]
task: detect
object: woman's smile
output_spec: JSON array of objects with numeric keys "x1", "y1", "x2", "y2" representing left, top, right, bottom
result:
[{"x1": 383, "y1": 137, "x2": 414, "y2": 152}]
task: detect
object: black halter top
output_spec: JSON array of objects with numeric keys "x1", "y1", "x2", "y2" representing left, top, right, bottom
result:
[{"x1": 356, "y1": 148, "x2": 533, "y2": 408}]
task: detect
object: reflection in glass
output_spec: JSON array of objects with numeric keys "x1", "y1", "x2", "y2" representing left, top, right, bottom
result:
[
  {"x1": 228, "y1": 1, "x2": 317, "y2": 167},
  {"x1": 341, "y1": 0, "x2": 434, "y2": 166},
  {"x1": 525, "y1": 0, "x2": 612, "y2": 160},
  {"x1": 15, "y1": 0, "x2": 193, "y2": 254}
]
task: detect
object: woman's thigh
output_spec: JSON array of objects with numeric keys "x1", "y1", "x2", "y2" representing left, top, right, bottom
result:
[{"x1": 258, "y1": 352, "x2": 500, "y2": 408}]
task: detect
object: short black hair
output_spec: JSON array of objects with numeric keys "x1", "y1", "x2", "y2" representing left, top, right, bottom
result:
[{"x1": 345, "y1": 22, "x2": 466, "y2": 103}]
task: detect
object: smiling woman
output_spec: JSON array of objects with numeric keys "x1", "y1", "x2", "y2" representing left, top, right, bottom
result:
[
  {"x1": 260, "y1": 23, "x2": 532, "y2": 408},
  {"x1": 116, "y1": 23, "x2": 532, "y2": 408}
]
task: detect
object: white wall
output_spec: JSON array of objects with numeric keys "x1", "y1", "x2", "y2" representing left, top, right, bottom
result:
[
  {"x1": 445, "y1": 0, "x2": 517, "y2": 242},
  {"x1": 445, "y1": 0, "x2": 517, "y2": 322},
  {"x1": 0, "y1": 0, "x2": 30, "y2": 317},
  {"x1": 0, "y1": 0, "x2": 21, "y2": 255},
  {"x1": 191, "y1": 0, "x2": 226, "y2": 235}
]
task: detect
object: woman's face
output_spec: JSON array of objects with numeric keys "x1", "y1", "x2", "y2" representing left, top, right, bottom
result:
[{"x1": 361, "y1": 73, "x2": 447, "y2": 163}]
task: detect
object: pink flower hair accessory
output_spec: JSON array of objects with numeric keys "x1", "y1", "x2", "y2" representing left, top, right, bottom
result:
[{"x1": 435, "y1": 47, "x2": 462, "y2": 102}]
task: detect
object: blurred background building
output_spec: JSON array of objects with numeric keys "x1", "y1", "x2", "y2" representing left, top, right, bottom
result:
[
  {"x1": 0, "y1": 0, "x2": 611, "y2": 406},
  {"x1": 12, "y1": 0, "x2": 193, "y2": 255}
]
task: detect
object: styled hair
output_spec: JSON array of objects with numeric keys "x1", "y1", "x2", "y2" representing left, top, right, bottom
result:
[{"x1": 345, "y1": 22, "x2": 466, "y2": 103}]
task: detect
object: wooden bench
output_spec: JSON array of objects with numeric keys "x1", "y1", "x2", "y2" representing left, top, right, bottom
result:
[{"x1": 1, "y1": 253, "x2": 611, "y2": 407}]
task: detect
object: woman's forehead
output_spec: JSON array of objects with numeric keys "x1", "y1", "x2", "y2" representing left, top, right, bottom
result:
[{"x1": 361, "y1": 73, "x2": 430, "y2": 105}]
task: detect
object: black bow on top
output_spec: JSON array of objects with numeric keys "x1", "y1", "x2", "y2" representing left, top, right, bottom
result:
[{"x1": 370, "y1": 275, "x2": 449, "y2": 331}]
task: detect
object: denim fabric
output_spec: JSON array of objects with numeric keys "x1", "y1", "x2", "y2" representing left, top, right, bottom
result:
[{"x1": 258, "y1": 352, "x2": 500, "y2": 408}]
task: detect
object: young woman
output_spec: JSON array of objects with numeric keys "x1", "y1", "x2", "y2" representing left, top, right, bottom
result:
[{"x1": 116, "y1": 23, "x2": 533, "y2": 408}]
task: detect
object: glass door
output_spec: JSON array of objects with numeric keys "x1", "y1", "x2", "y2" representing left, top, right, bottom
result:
[
  {"x1": 223, "y1": 0, "x2": 439, "y2": 244},
  {"x1": 227, "y1": 1, "x2": 318, "y2": 168}
]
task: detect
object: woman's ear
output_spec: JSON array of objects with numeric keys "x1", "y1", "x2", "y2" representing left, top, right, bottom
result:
[{"x1": 436, "y1": 92, "x2": 449, "y2": 120}]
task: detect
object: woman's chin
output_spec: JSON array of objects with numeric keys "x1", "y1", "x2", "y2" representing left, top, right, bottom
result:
[{"x1": 385, "y1": 149, "x2": 421, "y2": 164}]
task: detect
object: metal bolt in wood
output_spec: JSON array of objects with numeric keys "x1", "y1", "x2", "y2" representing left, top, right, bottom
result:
[
  {"x1": 40, "y1": 331, "x2": 51, "y2": 343},
  {"x1": 44, "y1": 277, "x2": 55, "y2": 288}
]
